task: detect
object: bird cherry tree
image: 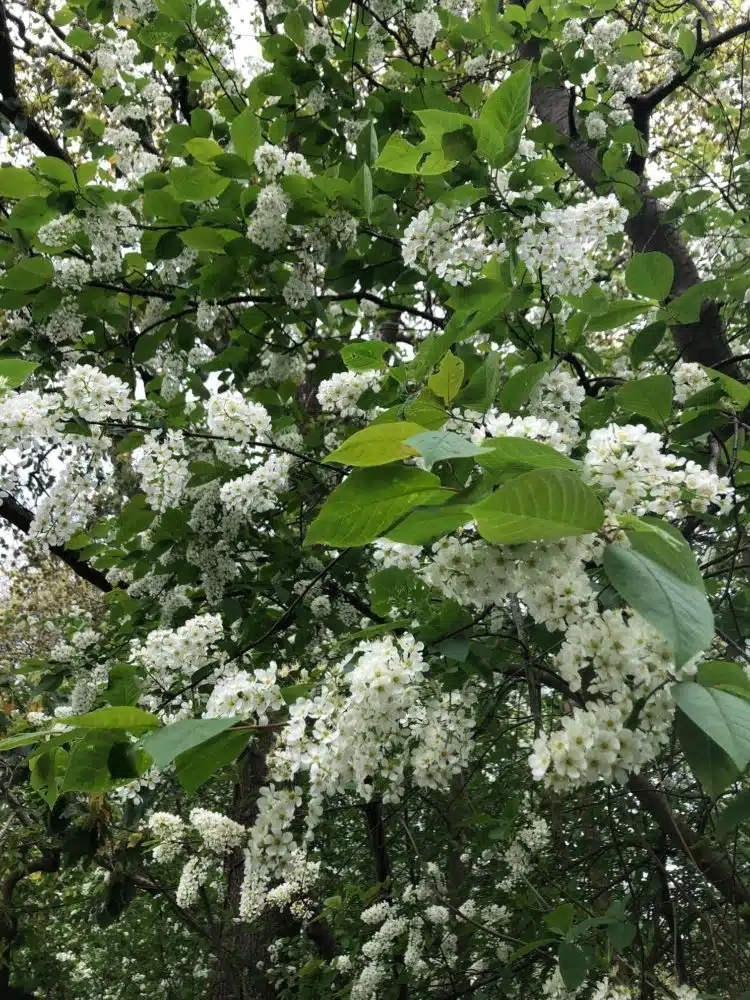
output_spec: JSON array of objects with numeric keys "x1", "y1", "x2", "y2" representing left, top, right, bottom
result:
[{"x1": 1, "y1": 0, "x2": 750, "y2": 998}]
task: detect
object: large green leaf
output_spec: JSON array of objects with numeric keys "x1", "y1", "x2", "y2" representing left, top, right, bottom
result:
[
  {"x1": 497, "y1": 359, "x2": 554, "y2": 413},
  {"x1": 231, "y1": 107, "x2": 262, "y2": 162},
  {"x1": 169, "y1": 165, "x2": 230, "y2": 201},
  {"x1": 715, "y1": 787, "x2": 750, "y2": 838},
  {"x1": 471, "y1": 469, "x2": 604, "y2": 544},
  {"x1": 455, "y1": 352, "x2": 500, "y2": 411},
  {"x1": 428, "y1": 352, "x2": 464, "y2": 404},
  {"x1": 618, "y1": 515, "x2": 704, "y2": 589},
  {"x1": 0, "y1": 166, "x2": 41, "y2": 198},
  {"x1": 1, "y1": 256, "x2": 54, "y2": 290},
  {"x1": 66, "y1": 706, "x2": 159, "y2": 730},
  {"x1": 558, "y1": 942, "x2": 588, "y2": 991},
  {"x1": 675, "y1": 708, "x2": 740, "y2": 799},
  {"x1": 625, "y1": 252, "x2": 674, "y2": 301},
  {"x1": 478, "y1": 437, "x2": 579, "y2": 474},
  {"x1": 386, "y1": 504, "x2": 472, "y2": 545},
  {"x1": 61, "y1": 735, "x2": 114, "y2": 796},
  {"x1": 405, "y1": 430, "x2": 483, "y2": 470},
  {"x1": 477, "y1": 64, "x2": 531, "y2": 167},
  {"x1": 0, "y1": 358, "x2": 38, "y2": 389},
  {"x1": 673, "y1": 682, "x2": 750, "y2": 773},
  {"x1": 374, "y1": 134, "x2": 422, "y2": 174},
  {"x1": 602, "y1": 544, "x2": 713, "y2": 666},
  {"x1": 142, "y1": 717, "x2": 239, "y2": 768},
  {"x1": 304, "y1": 467, "x2": 446, "y2": 547},
  {"x1": 617, "y1": 375, "x2": 673, "y2": 424},
  {"x1": 174, "y1": 728, "x2": 251, "y2": 795},
  {"x1": 324, "y1": 422, "x2": 424, "y2": 467}
]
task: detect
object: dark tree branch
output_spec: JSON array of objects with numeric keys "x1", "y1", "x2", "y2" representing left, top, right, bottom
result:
[
  {"x1": 0, "y1": 495, "x2": 112, "y2": 592},
  {"x1": 0, "y1": 0, "x2": 71, "y2": 162},
  {"x1": 628, "y1": 774, "x2": 750, "y2": 911},
  {"x1": 635, "y1": 19, "x2": 750, "y2": 115},
  {"x1": 525, "y1": 42, "x2": 744, "y2": 382}
]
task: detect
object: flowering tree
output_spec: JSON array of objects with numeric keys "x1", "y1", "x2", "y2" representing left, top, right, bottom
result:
[{"x1": 2, "y1": 0, "x2": 750, "y2": 997}]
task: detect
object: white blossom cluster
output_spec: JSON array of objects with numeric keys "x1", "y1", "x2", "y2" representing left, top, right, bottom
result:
[
  {"x1": 316, "y1": 369, "x2": 382, "y2": 418},
  {"x1": 219, "y1": 453, "x2": 294, "y2": 518},
  {"x1": 411, "y1": 6, "x2": 441, "y2": 49},
  {"x1": 60, "y1": 364, "x2": 132, "y2": 423},
  {"x1": 130, "y1": 612, "x2": 224, "y2": 691},
  {"x1": 189, "y1": 807, "x2": 246, "y2": 853},
  {"x1": 583, "y1": 423, "x2": 733, "y2": 516},
  {"x1": 204, "y1": 662, "x2": 284, "y2": 723},
  {"x1": 347, "y1": 864, "x2": 512, "y2": 998},
  {"x1": 672, "y1": 361, "x2": 712, "y2": 403},
  {"x1": 132, "y1": 430, "x2": 191, "y2": 512},
  {"x1": 516, "y1": 196, "x2": 628, "y2": 297},
  {"x1": 0, "y1": 390, "x2": 61, "y2": 447},
  {"x1": 402, "y1": 204, "x2": 496, "y2": 286},
  {"x1": 206, "y1": 390, "x2": 272, "y2": 443}
]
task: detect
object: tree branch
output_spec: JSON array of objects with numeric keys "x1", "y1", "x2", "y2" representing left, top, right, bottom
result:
[
  {"x1": 0, "y1": 495, "x2": 112, "y2": 593},
  {"x1": 0, "y1": 0, "x2": 71, "y2": 162},
  {"x1": 526, "y1": 43, "x2": 744, "y2": 381},
  {"x1": 628, "y1": 773, "x2": 750, "y2": 911},
  {"x1": 635, "y1": 19, "x2": 750, "y2": 115}
]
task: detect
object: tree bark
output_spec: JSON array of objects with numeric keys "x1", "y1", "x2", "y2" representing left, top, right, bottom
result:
[
  {"x1": 210, "y1": 738, "x2": 279, "y2": 1000},
  {"x1": 527, "y1": 54, "x2": 743, "y2": 380}
]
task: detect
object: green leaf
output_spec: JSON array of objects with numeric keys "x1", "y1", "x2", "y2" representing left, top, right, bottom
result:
[
  {"x1": 0, "y1": 167, "x2": 41, "y2": 198},
  {"x1": 61, "y1": 735, "x2": 113, "y2": 795},
  {"x1": 586, "y1": 300, "x2": 651, "y2": 332},
  {"x1": 674, "y1": 681, "x2": 750, "y2": 773},
  {"x1": 702, "y1": 365, "x2": 750, "y2": 409},
  {"x1": 618, "y1": 516, "x2": 704, "y2": 589},
  {"x1": 471, "y1": 469, "x2": 604, "y2": 544},
  {"x1": 544, "y1": 903, "x2": 575, "y2": 936},
  {"x1": 0, "y1": 358, "x2": 38, "y2": 388},
  {"x1": 617, "y1": 375, "x2": 673, "y2": 424},
  {"x1": 625, "y1": 252, "x2": 674, "y2": 301},
  {"x1": 231, "y1": 107, "x2": 262, "y2": 163},
  {"x1": 105, "y1": 664, "x2": 141, "y2": 707},
  {"x1": 284, "y1": 9, "x2": 306, "y2": 48},
  {"x1": 341, "y1": 340, "x2": 388, "y2": 372},
  {"x1": 477, "y1": 64, "x2": 531, "y2": 167},
  {"x1": 607, "y1": 921, "x2": 637, "y2": 951},
  {"x1": 478, "y1": 437, "x2": 578, "y2": 474},
  {"x1": 304, "y1": 467, "x2": 446, "y2": 547},
  {"x1": 456, "y1": 352, "x2": 500, "y2": 411},
  {"x1": 497, "y1": 360, "x2": 554, "y2": 413},
  {"x1": 374, "y1": 134, "x2": 422, "y2": 174},
  {"x1": 178, "y1": 227, "x2": 230, "y2": 252},
  {"x1": 675, "y1": 708, "x2": 740, "y2": 799},
  {"x1": 428, "y1": 352, "x2": 464, "y2": 404},
  {"x1": 1, "y1": 256, "x2": 54, "y2": 290},
  {"x1": 677, "y1": 27, "x2": 697, "y2": 59},
  {"x1": 0, "y1": 729, "x2": 54, "y2": 751},
  {"x1": 174, "y1": 728, "x2": 251, "y2": 795},
  {"x1": 352, "y1": 163, "x2": 373, "y2": 219},
  {"x1": 184, "y1": 137, "x2": 223, "y2": 162},
  {"x1": 386, "y1": 504, "x2": 472, "y2": 544},
  {"x1": 405, "y1": 430, "x2": 483, "y2": 470},
  {"x1": 630, "y1": 322, "x2": 666, "y2": 368},
  {"x1": 324, "y1": 422, "x2": 424, "y2": 467},
  {"x1": 697, "y1": 660, "x2": 750, "y2": 693},
  {"x1": 169, "y1": 165, "x2": 230, "y2": 201},
  {"x1": 558, "y1": 942, "x2": 588, "y2": 991},
  {"x1": 30, "y1": 747, "x2": 68, "y2": 805},
  {"x1": 66, "y1": 706, "x2": 159, "y2": 730},
  {"x1": 141, "y1": 717, "x2": 240, "y2": 768},
  {"x1": 715, "y1": 788, "x2": 750, "y2": 839},
  {"x1": 602, "y1": 544, "x2": 713, "y2": 666}
]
